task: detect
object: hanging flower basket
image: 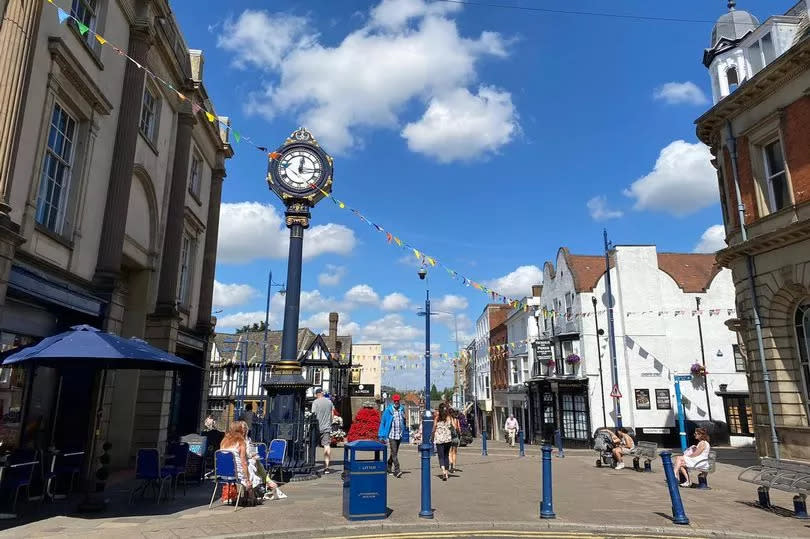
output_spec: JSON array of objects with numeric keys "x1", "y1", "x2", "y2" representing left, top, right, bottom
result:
[
  {"x1": 690, "y1": 363, "x2": 707, "y2": 376},
  {"x1": 565, "y1": 354, "x2": 581, "y2": 365},
  {"x1": 546, "y1": 358, "x2": 556, "y2": 368}
]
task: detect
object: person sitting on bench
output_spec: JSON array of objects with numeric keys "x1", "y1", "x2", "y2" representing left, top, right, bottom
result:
[
  {"x1": 673, "y1": 427, "x2": 711, "y2": 487},
  {"x1": 611, "y1": 428, "x2": 635, "y2": 470}
]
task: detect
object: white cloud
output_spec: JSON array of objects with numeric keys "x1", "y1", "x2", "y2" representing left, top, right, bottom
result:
[
  {"x1": 218, "y1": 10, "x2": 315, "y2": 71},
  {"x1": 485, "y1": 265, "x2": 543, "y2": 298},
  {"x1": 220, "y1": 3, "x2": 512, "y2": 158},
  {"x1": 360, "y1": 314, "x2": 422, "y2": 349},
  {"x1": 217, "y1": 202, "x2": 356, "y2": 263},
  {"x1": 382, "y1": 292, "x2": 412, "y2": 312},
  {"x1": 318, "y1": 264, "x2": 347, "y2": 287},
  {"x1": 433, "y1": 294, "x2": 468, "y2": 312},
  {"x1": 344, "y1": 284, "x2": 380, "y2": 306},
  {"x1": 215, "y1": 311, "x2": 268, "y2": 331},
  {"x1": 623, "y1": 141, "x2": 718, "y2": 217},
  {"x1": 653, "y1": 81, "x2": 708, "y2": 106},
  {"x1": 586, "y1": 195, "x2": 623, "y2": 221},
  {"x1": 369, "y1": 0, "x2": 461, "y2": 29},
  {"x1": 693, "y1": 224, "x2": 726, "y2": 253},
  {"x1": 401, "y1": 86, "x2": 518, "y2": 162},
  {"x1": 212, "y1": 281, "x2": 259, "y2": 308}
]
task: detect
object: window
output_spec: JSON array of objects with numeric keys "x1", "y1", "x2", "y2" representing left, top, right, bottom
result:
[
  {"x1": 510, "y1": 358, "x2": 519, "y2": 385},
  {"x1": 733, "y1": 344, "x2": 746, "y2": 372},
  {"x1": 209, "y1": 368, "x2": 222, "y2": 387},
  {"x1": 485, "y1": 375, "x2": 490, "y2": 399},
  {"x1": 71, "y1": 0, "x2": 98, "y2": 49},
  {"x1": 313, "y1": 368, "x2": 322, "y2": 386},
  {"x1": 748, "y1": 32, "x2": 776, "y2": 75},
  {"x1": 561, "y1": 393, "x2": 588, "y2": 440},
  {"x1": 350, "y1": 368, "x2": 361, "y2": 384},
  {"x1": 723, "y1": 395, "x2": 753, "y2": 435},
  {"x1": 717, "y1": 166, "x2": 730, "y2": 226},
  {"x1": 189, "y1": 148, "x2": 202, "y2": 197},
  {"x1": 762, "y1": 139, "x2": 790, "y2": 213},
  {"x1": 726, "y1": 66, "x2": 739, "y2": 93},
  {"x1": 177, "y1": 234, "x2": 195, "y2": 306},
  {"x1": 139, "y1": 84, "x2": 159, "y2": 142},
  {"x1": 36, "y1": 103, "x2": 77, "y2": 234},
  {"x1": 564, "y1": 293, "x2": 573, "y2": 318},
  {"x1": 796, "y1": 302, "x2": 810, "y2": 421},
  {"x1": 561, "y1": 340, "x2": 576, "y2": 375}
]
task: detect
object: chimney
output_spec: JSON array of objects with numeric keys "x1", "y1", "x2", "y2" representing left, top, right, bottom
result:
[
  {"x1": 531, "y1": 284, "x2": 543, "y2": 297},
  {"x1": 329, "y1": 312, "x2": 338, "y2": 342}
]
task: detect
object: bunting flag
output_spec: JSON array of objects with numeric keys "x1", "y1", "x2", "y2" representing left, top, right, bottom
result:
[{"x1": 44, "y1": 0, "x2": 273, "y2": 157}]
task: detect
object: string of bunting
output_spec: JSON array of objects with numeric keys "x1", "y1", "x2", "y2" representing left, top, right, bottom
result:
[{"x1": 44, "y1": 0, "x2": 271, "y2": 154}]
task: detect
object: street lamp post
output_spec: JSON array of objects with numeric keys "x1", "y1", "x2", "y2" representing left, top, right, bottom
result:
[
  {"x1": 260, "y1": 270, "x2": 285, "y2": 441},
  {"x1": 603, "y1": 229, "x2": 622, "y2": 428},
  {"x1": 592, "y1": 296, "x2": 608, "y2": 428},
  {"x1": 416, "y1": 266, "x2": 434, "y2": 519}
]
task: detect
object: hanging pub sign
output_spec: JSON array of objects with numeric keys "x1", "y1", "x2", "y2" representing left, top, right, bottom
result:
[
  {"x1": 350, "y1": 384, "x2": 375, "y2": 397},
  {"x1": 533, "y1": 339, "x2": 553, "y2": 363}
]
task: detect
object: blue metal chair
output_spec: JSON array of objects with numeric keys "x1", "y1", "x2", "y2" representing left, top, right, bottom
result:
[
  {"x1": 162, "y1": 443, "x2": 189, "y2": 497},
  {"x1": 45, "y1": 450, "x2": 84, "y2": 500},
  {"x1": 254, "y1": 443, "x2": 267, "y2": 467},
  {"x1": 209, "y1": 450, "x2": 242, "y2": 511},
  {"x1": 267, "y1": 439, "x2": 287, "y2": 479},
  {"x1": 129, "y1": 448, "x2": 172, "y2": 504},
  {"x1": 0, "y1": 449, "x2": 39, "y2": 516}
]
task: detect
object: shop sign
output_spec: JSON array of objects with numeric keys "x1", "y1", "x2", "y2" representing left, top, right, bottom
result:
[{"x1": 350, "y1": 384, "x2": 375, "y2": 397}]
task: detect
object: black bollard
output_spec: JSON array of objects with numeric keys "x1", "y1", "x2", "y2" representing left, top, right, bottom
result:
[
  {"x1": 793, "y1": 494, "x2": 809, "y2": 519},
  {"x1": 757, "y1": 486, "x2": 771, "y2": 508}
]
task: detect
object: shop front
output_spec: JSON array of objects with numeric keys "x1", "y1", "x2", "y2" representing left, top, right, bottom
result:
[{"x1": 528, "y1": 378, "x2": 591, "y2": 448}]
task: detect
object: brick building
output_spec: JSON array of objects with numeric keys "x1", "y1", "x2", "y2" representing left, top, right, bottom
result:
[
  {"x1": 697, "y1": 1, "x2": 810, "y2": 460},
  {"x1": 472, "y1": 303, "x2": 510, "y2": 439}
]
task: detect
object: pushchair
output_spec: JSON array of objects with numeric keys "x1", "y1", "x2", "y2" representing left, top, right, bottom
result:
[{"x1": 593, "y1": 428, "x2": 615, "y2": 468}]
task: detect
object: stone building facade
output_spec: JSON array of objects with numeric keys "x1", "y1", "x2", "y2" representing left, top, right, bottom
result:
[
  {"x1": 0, "y1": 0, "x2": 231, "y2": 467},
  {"x1": 697, "y1": 1, "x2": 810, "y2": 460}
]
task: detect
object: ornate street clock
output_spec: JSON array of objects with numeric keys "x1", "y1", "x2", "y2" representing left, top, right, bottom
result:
[
  {"x1": 266, "y1": 127, "x2": 334, "y2": 221},
  {"x1": 262, "y1": 127, "x2": 334, "y2": 480}
]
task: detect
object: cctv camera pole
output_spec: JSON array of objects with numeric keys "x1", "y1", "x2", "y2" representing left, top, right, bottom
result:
[
  {"x1": 592, "y1": 296, "x2": 608, "y2": 429},
  {"x1": 417, "y1": 268, "x2": 434, "y2": 519}
]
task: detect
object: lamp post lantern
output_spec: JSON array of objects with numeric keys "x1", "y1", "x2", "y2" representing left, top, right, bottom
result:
[{"x1": 262, "y1": 127, "x2": 334, "y2": 479}]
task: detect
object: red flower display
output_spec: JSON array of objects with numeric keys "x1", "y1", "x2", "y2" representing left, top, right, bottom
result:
[{"x1": 346, "y1": 407, "x2": 381, "y2": 442}]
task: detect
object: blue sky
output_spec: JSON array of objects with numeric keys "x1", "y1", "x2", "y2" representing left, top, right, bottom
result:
[{"x1": 170, "y1": 0, "x2": 787, "y2": 390}]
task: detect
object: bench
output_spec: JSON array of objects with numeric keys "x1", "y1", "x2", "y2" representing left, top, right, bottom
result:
[
  {"x1": 739, "y1": 457, "x2": 810, "y2": 519},
  {"x1": 631, "y1": 441, "x2": 658, "y2": 472},
  {"x1": 686, "y1": 449, "x2": 717, "y2": 489}
]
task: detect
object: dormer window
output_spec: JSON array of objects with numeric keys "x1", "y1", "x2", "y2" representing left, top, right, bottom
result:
[
  {"x1": 726, "y1": 66, "x2": 739, "y2": 93},
  {"x1": 748, "y1": 32, "x2": 776, "y2": 74}
]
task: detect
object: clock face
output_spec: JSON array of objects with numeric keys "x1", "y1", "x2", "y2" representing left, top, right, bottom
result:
[{"x1": 277, "y1": 147, "x2": 324, "y2": 192}]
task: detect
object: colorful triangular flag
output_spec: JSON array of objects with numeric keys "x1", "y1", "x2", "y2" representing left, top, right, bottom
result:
[{"x1": 57, "y1": 8, "x2": 69, "y2": 24}]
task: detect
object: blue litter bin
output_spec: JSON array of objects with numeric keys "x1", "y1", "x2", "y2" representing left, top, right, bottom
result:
[{"x1": 342, "y1": 440, "x2": 388, "y2": 521}]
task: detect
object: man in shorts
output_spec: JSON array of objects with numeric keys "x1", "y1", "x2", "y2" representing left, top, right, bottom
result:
[
  {"x1": 611, "y1": 427, "x2": 635, "y2": 470},
  {"x1": 311, "y1": 388, "x2": 334, "y2": 473}
]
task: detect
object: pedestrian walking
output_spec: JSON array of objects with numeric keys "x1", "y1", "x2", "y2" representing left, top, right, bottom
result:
[
  {"x1": 378, "y1": 393, "x2": 406, "y2": 478},
  {"x1": 432, "y1": 403, "x2": 453, "y2": 481},
  {"x1": 505, "y1": 414, "x2": 519, "y2": 447},
  {"x1": 311, "y1": 388, "x2": 335, "y2": 473},
  {"x1": 449, "y1": 409, "x2": 461, "y2": 472}
]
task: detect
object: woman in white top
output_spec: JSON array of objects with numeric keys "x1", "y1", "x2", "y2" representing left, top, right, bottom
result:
[{"x1": 673, "y1": 427, "x2": 711, "y2": 487}]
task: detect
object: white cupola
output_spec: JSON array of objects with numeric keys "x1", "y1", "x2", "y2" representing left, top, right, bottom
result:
[{"x1": 703, "y1": 1, "x2": 760, "y2": 104}]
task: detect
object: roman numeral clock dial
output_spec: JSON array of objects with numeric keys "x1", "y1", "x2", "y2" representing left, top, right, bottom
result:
[{"x1": 266, "y1": 127, "x2": 333, "y2": 207}]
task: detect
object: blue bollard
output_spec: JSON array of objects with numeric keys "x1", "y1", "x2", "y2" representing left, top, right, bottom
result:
[
  {"x1": 554, "y1": 429, "x2": 564, "y2": 458},
  {"x1": 519, "y1": 430, "x2": 525, "y2": 457},
  {"x1": 660, "y1": 451, "x2": 690, "y2": 525},
  {"x1": 793, "y1": 494, "x2": 809, "y2": 519},
  {"x1": 482, "y1": 431, "x2": 488, "y2": 456},
  {"x1": 540, "y1": 445, "x2": 556, "y2": 519}
]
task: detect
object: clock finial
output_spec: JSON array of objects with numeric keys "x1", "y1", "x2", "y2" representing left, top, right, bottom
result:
[
  {"x1": 291, "y1": 126, "x2": 313, "y2": 142},
  {"x1": 727, "y1": 0, "x2": 736, "y2": 11}
]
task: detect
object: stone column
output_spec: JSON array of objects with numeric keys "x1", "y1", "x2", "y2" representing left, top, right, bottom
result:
[
  {"x1": 153, "y1": 106, "x2": 195, "y2": 314},
  {"x1": 0, "y1": 0, "x2": 45, "y2": 220},
  {"x1": 196, "y1": 151, "x2": 226, "y2": 333},
  {"x1": 94, "y1": 21, "x2": 153, "y2": 292}
]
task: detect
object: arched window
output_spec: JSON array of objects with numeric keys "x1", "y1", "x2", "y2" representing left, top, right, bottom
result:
[
  {"x1": 796, "y1": 301, "x2": 810, "y2": 421},
  {"x1": 727, "y1": 66, "x2": 740, "y2": 93}
]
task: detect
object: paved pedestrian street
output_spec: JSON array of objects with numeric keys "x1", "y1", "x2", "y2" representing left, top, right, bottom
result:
[{"x1": 1, "y1": 441, "x2": 806, "y2": 539}]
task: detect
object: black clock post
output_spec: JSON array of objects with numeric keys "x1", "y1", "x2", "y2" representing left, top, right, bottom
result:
[{"x1": 263, "y1": 127, "x2": 334, "y2": 480}]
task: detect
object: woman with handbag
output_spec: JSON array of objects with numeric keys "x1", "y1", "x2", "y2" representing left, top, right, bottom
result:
[
  {"x1": 432, "y1": 403, "x2": 454, "y2": 481},
  {"x1": 449, "y1": 409, "x2": 461, "y2": 473}
]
